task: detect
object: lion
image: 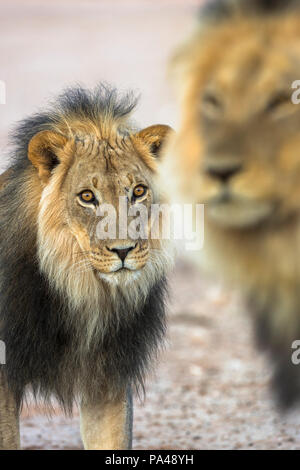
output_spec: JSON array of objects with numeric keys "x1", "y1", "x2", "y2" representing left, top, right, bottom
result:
[
  {"x1": 160, "y1": 0, "x2": 300, "y2": 408},
  {"x1": 0, "y1": 84, "x2": 173, "y2": 449}
]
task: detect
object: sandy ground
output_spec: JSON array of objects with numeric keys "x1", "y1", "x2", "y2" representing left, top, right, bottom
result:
[{"x1": 1, "y1": 0, "x2": 300, "y2": 450}]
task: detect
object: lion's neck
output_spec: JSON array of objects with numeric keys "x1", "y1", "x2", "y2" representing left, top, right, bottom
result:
[{"x1": 202, "y1": 219, "x2": 300, "y2": 294}]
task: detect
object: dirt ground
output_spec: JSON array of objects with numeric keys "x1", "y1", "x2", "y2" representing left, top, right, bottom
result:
[{"x1": 1, "y1": 0, "x2": 300, "y2": 450}]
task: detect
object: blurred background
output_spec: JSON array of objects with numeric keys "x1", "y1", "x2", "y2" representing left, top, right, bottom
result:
[{"x1": 1, "y1": 0, "x2": 300, "y2": 450}]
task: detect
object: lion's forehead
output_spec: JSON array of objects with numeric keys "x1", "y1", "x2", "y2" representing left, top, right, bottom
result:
[
  {"x1": 211, "y1": 51, "x2": 287, "y2": 95},
  {"x1": 68, "y1": 135, "x2": 147, "y2": 184},
  {"x1": 74, "y1": 134, "x2": 133, "y2": 161},
  {"x1": 201, "y1": 24, "x2": 300, "y2": 99},
  {"x1": 73, "y1": 158, "x2": 142, "y2": 177}
]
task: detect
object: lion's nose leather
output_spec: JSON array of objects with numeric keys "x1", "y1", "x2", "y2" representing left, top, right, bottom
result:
[
  {"x1": 109, "y1": 245, "x2": 135, "y2": 262},
  {"x1": 205, "y1": 164, "x2": 242, "y2": 183}
]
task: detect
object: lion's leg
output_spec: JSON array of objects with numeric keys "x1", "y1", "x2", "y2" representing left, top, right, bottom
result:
[
  {"x1": 0, "y1": 370, "x2": 20, "y2": 450},
  {"x1": 80, "y1": 387, "x2": 133, "y2": 450}
]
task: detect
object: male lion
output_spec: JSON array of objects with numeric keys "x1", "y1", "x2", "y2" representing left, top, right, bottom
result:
[
  {"x1": 0, "y1": 84, "x2": 173, "y2": 449},
  {"x1": 161, "y1": 0, "x2": 300, "y2": 408}
]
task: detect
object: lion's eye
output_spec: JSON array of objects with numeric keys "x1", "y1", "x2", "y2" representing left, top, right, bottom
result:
[
  {"x1": 201, "y1": 91, "x2": 223, "y2": 119},
  {"x1": 79, "y1": 190, "x2": 96, "y2": 203},
  {"x1": 202, "y1": 93, "x2": 222, "y2": 109},
  {"x1": 265, "y1": 92, "x2": 291, "y2": 112},
  {"x1": 133, "y1": 185, "x2": 147, "y2": 198}
]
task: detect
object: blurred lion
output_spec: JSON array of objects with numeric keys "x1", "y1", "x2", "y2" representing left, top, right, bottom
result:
[{"x1": 161, "y1": 0, "x2": 300, "y2": 408}]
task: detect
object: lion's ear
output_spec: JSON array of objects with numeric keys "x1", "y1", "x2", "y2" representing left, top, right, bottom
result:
[
  {"x1": 28, "y1": 130, "x2": 69, "y2": 183},
  {"x1": 135, "y1": 124, "x2": 174, "y2": 159}
]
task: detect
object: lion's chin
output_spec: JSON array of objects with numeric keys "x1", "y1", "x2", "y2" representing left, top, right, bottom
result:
[
  {"x1": 206, "y1": 196, "x2": 275, "y2": 229},
  {"x1": 97, "y1": 268, "x2": 142, "y2": 285}
]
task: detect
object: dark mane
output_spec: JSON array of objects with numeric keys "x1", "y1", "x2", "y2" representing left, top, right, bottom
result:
[
  {"x1": 9, "y1": 83, "x2": 138, "y2": 171},
  {"x1": 199, "y1": 0, "x2": 300, "y2": 23}
]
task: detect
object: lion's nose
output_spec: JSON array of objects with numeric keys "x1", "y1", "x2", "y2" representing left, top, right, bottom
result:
[
  {"x1": 205, "y1": 164, "x2": 242, "y2": 183},
  {"x1": 108, "y1": 244, "x2": 136, "y2": 262}
]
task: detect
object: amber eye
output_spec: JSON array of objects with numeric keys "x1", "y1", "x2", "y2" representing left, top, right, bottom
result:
[
  {"x1": 133, "y1": 185, "x2": 147, "y2": 198},
  {"x1": 79, "y1": 190, "x2": 96, "y2": 204},
  {"x1": 265, "y1": 92, "x2": 291, "y2": 113}
]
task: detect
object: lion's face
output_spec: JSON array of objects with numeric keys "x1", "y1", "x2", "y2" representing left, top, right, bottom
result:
[
  {"x1": 63, "y1": 135, "x2": 155, "y2": 279},
  {"x1": 171, "y1": 17, "x2": 300, "y2": 229},
  {"x1": 28, "y1": 123, "x2": 172, "y2": 292}
]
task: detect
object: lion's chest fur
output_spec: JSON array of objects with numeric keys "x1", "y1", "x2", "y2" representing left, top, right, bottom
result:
[{"x1": 0, "y1": 246, "x2": 166, "y2": 410}]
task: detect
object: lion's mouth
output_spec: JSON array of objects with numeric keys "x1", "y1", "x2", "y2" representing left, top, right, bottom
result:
[
  {"x1": 112, "y1": 266, "x2": 133, "y2": 273},
  {"x1": 205, "y1": 190, "x2": 276, "y2": 228},
  {"x1": 93, "y1": 265, "x2": 137, "y2": 275},
  {"x1": 110, "y1": 261, "x2": 142, "y2": 273}
]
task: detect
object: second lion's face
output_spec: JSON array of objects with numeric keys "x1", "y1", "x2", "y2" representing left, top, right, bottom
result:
[{"x1": 168, "y1": 17, "x2": 300, "y2": 229}]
